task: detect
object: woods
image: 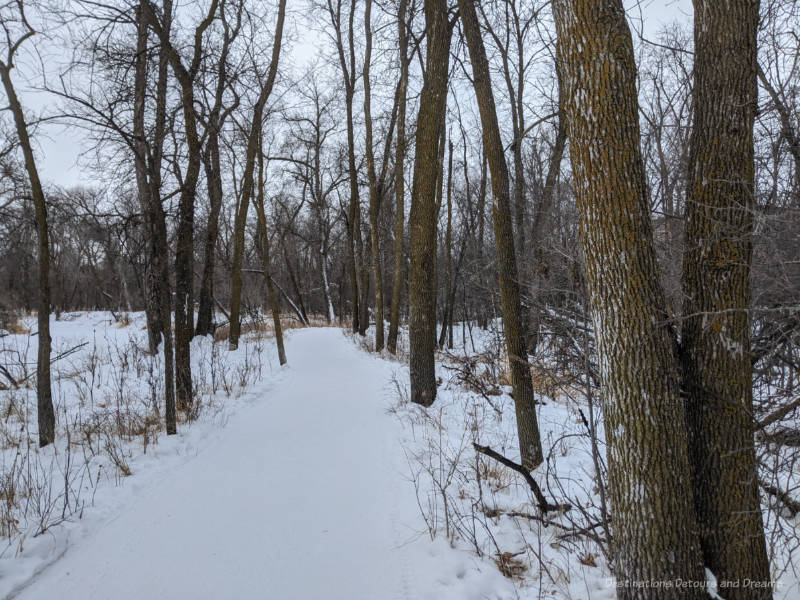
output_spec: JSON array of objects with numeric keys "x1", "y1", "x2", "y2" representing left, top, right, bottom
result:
[{"x1": 2, "y1": 0, "x2": 800, "y2": 596}]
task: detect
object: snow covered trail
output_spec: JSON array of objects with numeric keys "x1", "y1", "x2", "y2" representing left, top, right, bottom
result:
[{"x1": 13, "y1": 327, "x2": 509, "y2": 600}]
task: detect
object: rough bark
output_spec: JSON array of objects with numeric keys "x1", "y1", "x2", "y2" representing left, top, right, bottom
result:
[
  {"x1": 681, "y1": 2, "x2": 772, "y2": 595},
  {"x1": 0, "y1": 54, "x2": 55, "y2": 447},
  {"x1": 408, "y1": 0, "x2": 452, "y2": 406},
  {"x1": 458, "y1": 0, "x2": 543, "y2": 470},
  {"x1": 552, "y1": 1, "x2": 706, "y2": 595}
]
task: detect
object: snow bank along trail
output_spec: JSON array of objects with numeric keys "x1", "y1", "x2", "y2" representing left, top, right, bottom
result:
[{"x1": 14, "y1": 327, "x2": 509, "y2": 600}]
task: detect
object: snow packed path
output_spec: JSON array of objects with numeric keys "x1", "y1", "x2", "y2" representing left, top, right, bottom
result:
[{"x1": 13, "y1": 328, "x2": 508, "y2": 600}]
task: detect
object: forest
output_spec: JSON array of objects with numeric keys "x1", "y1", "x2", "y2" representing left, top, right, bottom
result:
[{"x1": 1, "y1": 0, "x2": 799, "y2": 598}]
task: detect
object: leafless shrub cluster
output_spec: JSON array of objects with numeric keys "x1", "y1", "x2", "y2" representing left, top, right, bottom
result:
[{"x1": 0, "y1": 319, "x2": 270, "y2": 554}]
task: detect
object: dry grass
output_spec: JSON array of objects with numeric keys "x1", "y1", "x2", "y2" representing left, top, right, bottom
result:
[
  {"x1": 1, "y1": 314, "x2": 28, "y2": 335},
  {"x1": 213, "y1": 314, "x2": 330, "y2": 343}
]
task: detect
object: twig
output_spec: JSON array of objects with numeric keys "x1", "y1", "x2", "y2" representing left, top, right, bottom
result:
[
  {"x1": 760, "y1": 478, "x2": 800, "y2": 518},
  {"x1": 473, "y1": 443, "x2": 570, "y2": 514},
  {"x1": 757, "y1": 396, "x2": 800, "y2": 430},
  {"x1": 485, "y1": 507, "x2": 606, "y2": 545}
]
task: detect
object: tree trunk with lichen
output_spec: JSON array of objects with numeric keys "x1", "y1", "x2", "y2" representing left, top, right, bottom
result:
[
  {"x1": 458, "y1": 0, "x2": 543, "y2": 470},
  {"x1": 552, "y1": 1, "x2": 706, "y2": 596},
  {"x1": 408, "y1": 0, "x2": 451, "y2": 406},
  {"x1": 680, "y1": 2, "x2": 771, "y2": 596}
]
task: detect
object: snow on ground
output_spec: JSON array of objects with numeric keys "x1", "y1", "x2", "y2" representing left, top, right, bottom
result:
[
  {"x1": 1, "y1": 314, "x2": 798, "y2": 598},
  {"x1": 1, "y1": 319, "x2": 516, "y2": 599}
]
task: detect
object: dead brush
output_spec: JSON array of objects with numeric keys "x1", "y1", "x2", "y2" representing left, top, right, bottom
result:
[
  {"x1": 103, "y1": 432, "x2": 132, "y2": 478},
  {"x1": 0, "y1": 312, "x2": 28, "y2": 335},
  {"x1": 442, "y1": 352, "x2": 505, "y2": 417},
  {"x1": 529, "y1": 363, "x2": 585, "y2": 401},
  {"x1": 493, "y1": 550, "x2": 528, "y2": 579},
  {"x1": 214, "y1": 319, "x2": 273, "y2": 343},
  {"x1": 1, "y1": 390, "x2": 25, "y2": 425}
]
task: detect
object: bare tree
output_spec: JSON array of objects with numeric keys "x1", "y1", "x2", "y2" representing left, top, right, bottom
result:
[
  {"x1": 324, "y1": 0, "x2": 364, "y2": 334},
  {"x1": 143, "y1": 0, "x2": 221, "y2": 414},
  {"x1": 228, "y1": 0, "x2": 287, "y2": 350},
  {"x1": 196, "y1": 0, "x2": 243, "y2": 337},
  {"x1": 457, "y1": 0, "x2": 543, "y2": 469},
  {"x1": 0, "y1": 0, "x2": 56, "y2": 446},
  {"x1": 387, "y1": 0, "x2": 410, "y2": 354},
  {"x1": 408, "y1": 0, "x2": 453, "y2": 406}
]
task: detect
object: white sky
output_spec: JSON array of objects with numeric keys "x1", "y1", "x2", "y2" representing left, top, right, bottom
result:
[{"x1": 10, "y1": 1, "x2": 693, "y2": 190}]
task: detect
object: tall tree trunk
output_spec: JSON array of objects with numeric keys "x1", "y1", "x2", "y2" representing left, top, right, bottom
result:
[
  {"x1": 229, "y1": 183, "x2": 252, "y2": 349},
  {"x1": 133, "y1": 3, "x2": 162, "y2": 355},
  {"x1": 408, "y1": 0, "x2": 452, "y2": 406},
  {"x1": 152, "y1": 0, "x2": 176, "y2": 434},
  {"x1": 228, "y1": 0, "x2": 287, "y2": 350},
  {"x1": 255, "y1": 140, "x2": 286, "y2": 365},
  {"x1": 476, "y1": 150, "x2": 488, "y2": 329},
  {"x1": 196, "y1": 138, "x2": 224, "y2": 336},
  {"x1": 345, "y1": 100, "x2": 361, "y2": 334},
  {"x1": 363, "y1": 0, "x2": 384, "y2": 350},
  {"x1": 458, "y1": 0, "x2": 543, "y2": 470},
  {"x1": 357, "y1": 219, "x2": 370, "y2": 336},
  {"x1": 387, "y1": 0, "x2": 409, "y2": 355},
  {"x1": 197, "y1": 3, "x2": 241, "y2": 337},
  {"x1": 327, "y1": 0, "x2": 361, "y2": 333},
  {"x1": 144, "y1": 0, "x2": 221, "y2": 414},
  {"x1": 552, "y1": 1, "x2": 706, "y2": 595},
  {"x1": 439, "y1": 140, "x2": 453, "y2": 349},
  {"x1": 0, "y1": 61, "x2": 55, "y2": 447},
  {"x1": 173, "y1": 86, "x2": 200, "y2": 413},
  {"x1": 681, "y1": 2, "x2": 771, "y2": 595}
]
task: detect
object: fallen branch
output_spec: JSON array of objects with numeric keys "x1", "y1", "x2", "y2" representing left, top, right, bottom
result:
[
  {"x1": 473, "y1": 443, "x2": 570, "y2": 514},
  {"x1": 16, "y1": 342, "x2": 89, "y2": 386},
  {"x1": 212, "y1": 295, "x2": 231, "y2": 322},
  {"x1": 0, "y1": 363, "x2": 17, "y2": 388}
]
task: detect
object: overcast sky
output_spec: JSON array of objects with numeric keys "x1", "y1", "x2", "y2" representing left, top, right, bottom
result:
[{"x1": 12, "y1": 0, "x2": 693, "y2": 190}]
